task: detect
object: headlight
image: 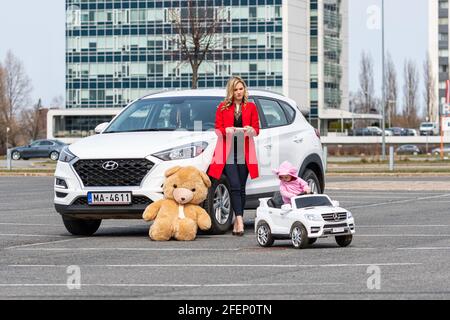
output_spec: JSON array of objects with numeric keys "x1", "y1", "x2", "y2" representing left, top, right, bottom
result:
[
  {"x1": 305, "y1": 214, "x2": 322, "y2": 221},
  {"x1": 59, "y1": 147, "x2": 77, "y2": 163},
  {"x1": 153, "y1": 142, "x2": 209, "y2": 161},
  {"x1": 347, "y1": 212, "x2": 353, "y2": 219}
]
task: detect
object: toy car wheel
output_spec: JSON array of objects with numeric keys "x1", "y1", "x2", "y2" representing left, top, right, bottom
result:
[
  {"x1": 308, "y1": 238, "x2": 317, "y2": 245},
  {"x1": 290, "y1": 222, "x2": 308, "y2": 249},
  {"x1": 256, "y1": 221, "x2": 274, "y2": 247},
  {"x1": 62, "y1": 216, "x2": 101, "y2": 236},
  {"x1": 335, "y1": 235, "x2": 353, "y2": 247},
  {"x1": 203, "y1": 175, "x2": 233, "y2": 235}
]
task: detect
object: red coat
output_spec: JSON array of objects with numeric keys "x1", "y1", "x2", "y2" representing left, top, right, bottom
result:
[{"x1": 208, "y1": 101, "x2": 260, "y2": 180}]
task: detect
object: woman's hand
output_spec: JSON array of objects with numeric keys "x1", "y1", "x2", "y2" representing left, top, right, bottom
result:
[
  {"x1": 244, "y1": 126, "x2": 256, "y2": 137},
  {"x1": 225, "y1": 127, "x2": 236, "y2": 135}
]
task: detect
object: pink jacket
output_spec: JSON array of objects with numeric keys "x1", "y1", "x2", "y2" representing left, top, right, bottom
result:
[{"x1": 272, "y1": 161, "x2": 310, "y2": 204}]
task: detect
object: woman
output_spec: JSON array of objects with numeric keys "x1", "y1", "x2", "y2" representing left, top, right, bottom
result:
[{"x1": 208, "y1": 77, "x2": 260, "y2": 236}]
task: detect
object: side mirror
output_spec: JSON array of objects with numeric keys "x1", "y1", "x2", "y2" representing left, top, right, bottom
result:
[
  {"x1": 281, "y1": 204, "x2": 292, "y2": 212},
  {"x1": 95, "y1": 122, "x2": 109, "y2": 134},
  {"x1": 331, "y1": 200, "x2": 340, "y2": 207}
]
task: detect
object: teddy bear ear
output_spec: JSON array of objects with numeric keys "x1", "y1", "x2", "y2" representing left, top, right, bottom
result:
[
  {"x1": 199, "y1": 171, "x2": 212, "y2": 188},
  {"x1": 165, "y1": 166, "x2": 182, "y2": 178}
]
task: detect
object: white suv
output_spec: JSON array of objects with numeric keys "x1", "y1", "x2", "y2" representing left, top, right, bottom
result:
[{"x1": 54, "y1": 89, "x2": 325, "y2": 236}]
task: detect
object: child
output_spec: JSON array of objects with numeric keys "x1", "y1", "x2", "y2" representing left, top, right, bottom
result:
[{"x1": 272, "y1": 161, "x2": 311, "y2": 204}]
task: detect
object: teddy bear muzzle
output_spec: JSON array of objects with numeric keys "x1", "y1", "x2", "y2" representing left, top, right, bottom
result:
[{"x1": 173, "y1": 188, "x2": 194, "y2": 205}]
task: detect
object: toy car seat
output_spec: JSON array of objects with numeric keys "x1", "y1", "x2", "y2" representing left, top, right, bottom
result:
[{"x1": 267, "y1": 192, "x2": 283, "y2": 209}]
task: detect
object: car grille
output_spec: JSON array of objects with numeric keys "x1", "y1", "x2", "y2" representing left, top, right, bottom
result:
[
  {"x1": 321, "y1": 212, "x2": 347, "y2": 222},
  {"x1": 72, "y1": 196, "x2": 152, "y2": 206},
  {"x1": 323, "y1": 223, "x2": 348, "y2": 229},
  {"x1": 73, "y1": 159, "x2": 154, "y2": 187}
]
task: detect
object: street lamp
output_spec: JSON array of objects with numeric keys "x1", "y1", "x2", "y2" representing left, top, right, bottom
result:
[
  {"x1": 381, "y1": 0, "x2": 386, "y2": 160},
  {"x1": 6, "y1": 127, "x2": 10, "y2": 153}
]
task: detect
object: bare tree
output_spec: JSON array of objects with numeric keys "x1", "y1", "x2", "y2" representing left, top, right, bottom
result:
[
  {"x1": 169, "y1": 1, "x2": 226, "y2": 89},
  {"x1": 384, "y1": 52, "x2": 398, "y2": 128},
  {"x1": 0, "y1": 65, "x2": 7, "y2": 152},
  {"x1": 0, "y1": 51, "x2": 32, "y2": 147},
  {"x1": 2, "y1": 51, "x2": 32, "y2": 121},
  {"x1": 19, "y1": 98, "x2": 46, "y2": 142},
  {"x1": 402, "y1": 59, "x2": 421, "y2": 128},
  {"x1": 423, "y1": 53, "x2": 436, "y2": 122},
  {"x1": 357, "y1": 51, "x2": 377, "y2": 114},
  {"x1": 50, "y1": 95, "x2": 65, "y2": 109}
]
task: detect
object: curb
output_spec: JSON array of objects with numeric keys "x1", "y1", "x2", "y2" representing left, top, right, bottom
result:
[{"x1": 0, "y1": 172, "x2": 54, "y2": 177}]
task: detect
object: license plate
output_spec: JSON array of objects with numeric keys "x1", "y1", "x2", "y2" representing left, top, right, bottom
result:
[
  {"x1": 88, "y1": 192, "x2": 132, "y2": 205},
  {"x1": 332, "y1": 227, "x2": 345, "y2": 234}
]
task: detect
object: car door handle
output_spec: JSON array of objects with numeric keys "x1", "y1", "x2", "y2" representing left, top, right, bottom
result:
[
  {"x1": 293, "y1": 137, "x2": 304, "y2": 143},
  {"x1": 264, "y1": 144, "x2": 272, "y2": 150}
]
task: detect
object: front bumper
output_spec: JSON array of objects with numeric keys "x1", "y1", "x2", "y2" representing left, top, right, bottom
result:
[
  {"x1": 53, "y1": 155, "x2": 209, "y2": 219},
  {"x1": 308, "y1": 218, "x2": 356, "y2": 238}
]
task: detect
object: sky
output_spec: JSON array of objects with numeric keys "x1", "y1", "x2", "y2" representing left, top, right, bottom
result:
[{"x1": 0, "y1": 0, "x2": 429, "y2": 107}]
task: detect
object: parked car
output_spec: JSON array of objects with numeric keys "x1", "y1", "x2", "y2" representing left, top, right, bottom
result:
[
  {"x1": 366, "y1": 126, "x2": 383, "y2": 136},
  {"x1": 11, "y1": 140, "x2": 66, "y2": 161},
  {"x1": 431, "y1": 146, "x2": 450, "y2": 155},
  {"x1": 420, "y1": 122, "x2": 439, "y2": 136},
  {"x1": 396, "y1": 145, "x2": 421, "y2": 155},
  {"x1": 388, "y1": 127, "x2": 408, "y2": 136},
  {"x1": 255, "y1": 194, "x2": 355, "y2": 249},
  {"x1": 405, "y1": 129, "x2": 419, "y2": 136},
  {"x1": 351, "y1": 128, "x2": 379, "y2": 136},
  {"x1": 54, "y1": 89, "x2": 325, "y2": 236}
]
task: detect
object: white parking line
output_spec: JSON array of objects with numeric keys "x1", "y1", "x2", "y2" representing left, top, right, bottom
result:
[
  {"x1": 357, "y1": 234, "x2": 450, "y2": 237},
  {"x1": 5, "y1": 238, "x2": 90, "y2": 250},
  {"x1": 0, "y1": 233, "x2": 67, "y2": 238},
  {"x1": 397, "y1": 247, "x2": 450, "y2": 250},
  {"x1": 0, "y1": 282, "x2": 344, "y2": 288},
  {"x1": 0, "y1": 223, "x2": 62, "y2": 227},
  {"x1": 10, "y1": 248, "x2": 242, "y2": 252},
  {"x1": 357, "y1": 225, "x2": 450, "y2": 228},
  {"x1": 8, "y1": 262, "x2": 421, "y2": 268},
  {"x1": 347, "y1": 193, "x2": 450, "y2": 209}
]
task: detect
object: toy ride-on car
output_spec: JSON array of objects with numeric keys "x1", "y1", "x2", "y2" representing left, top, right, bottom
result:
[{"x1": 255, "y1": 193, "x2": 355, "y2": 249}]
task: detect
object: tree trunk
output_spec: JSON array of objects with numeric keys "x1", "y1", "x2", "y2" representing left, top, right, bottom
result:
[{"x1": 191, "y1": 64, "x2": 199, "y2": 89}]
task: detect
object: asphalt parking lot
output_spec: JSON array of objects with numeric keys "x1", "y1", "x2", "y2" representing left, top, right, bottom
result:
[{"x1": 0, "y1": 176, "x2": 450, "y2": 300}]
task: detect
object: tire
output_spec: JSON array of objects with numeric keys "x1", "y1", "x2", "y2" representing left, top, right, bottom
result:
[
  {"x1": 62, "y1": 216, "x2": 101, "y2": 236},
  {"x1": 308, "y1": 238, "x2": 317, "y2": 245},
  {"x1": 203, "y1": 175, "x2": 233, "y2": 235},
  {"x1": 335, "y1": 235, "x2": 353, "y2": 247},
  {"x1": 50, "y1": 151, "x2": 59, "y2": 161},
  {"x1": 11, "y1": 151, "x2": 21, "y2": 160},
  {"x1": 302, "y1": 169, "x2": 322, "y2": 194},
  {"x1": 256, "y1": 221, "x2": 274, "y2": 247},
  {"x1": 290, "y1": 222, "x2": 308, "y2": 249}
]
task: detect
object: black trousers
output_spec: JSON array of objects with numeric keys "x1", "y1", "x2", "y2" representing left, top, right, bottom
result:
[{"x1": 224, "y1": 161, "x2": 249, "y2": 217}]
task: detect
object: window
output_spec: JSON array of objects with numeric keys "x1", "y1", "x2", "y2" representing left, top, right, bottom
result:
[
  {"x1": 39, "y1": 141, "x2": 54, "y2": 146},
  {"x1": 279, "y1": 101, "x2": 296, "y2": 123},
  {"x1": 259, "y1": 99, "x2": 289, "y2": 128}
]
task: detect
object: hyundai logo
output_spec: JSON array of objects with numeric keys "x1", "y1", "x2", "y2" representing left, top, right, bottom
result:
[
  {"x1": 102, "y1": 161, "x2": 119, "y2": 171},
  {"x1": 333, "y1": 212, "x2": 339, "y2": 221}
]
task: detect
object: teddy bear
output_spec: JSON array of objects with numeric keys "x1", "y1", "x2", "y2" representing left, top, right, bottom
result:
[{"x1": 142, "y1": 166, "x2": 212, "y2": 241}]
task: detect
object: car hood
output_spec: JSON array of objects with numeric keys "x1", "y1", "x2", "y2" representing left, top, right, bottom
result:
[
  {"x1": 68, "y1": 131, "x2": 217, "y2": 159},
  {"x1": 299, "y1": 206, "x2": 348, "y2": 215}
]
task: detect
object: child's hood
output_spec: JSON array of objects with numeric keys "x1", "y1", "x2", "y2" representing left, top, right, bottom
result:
[{"x1": 272, "y1": 161, "x2": 299, "y2": 179}]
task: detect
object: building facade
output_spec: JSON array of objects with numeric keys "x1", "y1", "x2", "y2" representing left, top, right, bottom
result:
[
  {"x1": 53, "y1": 0, "x2": 348, "y2": 140},
  {"x1": 429, "y1": 0, "x2": 448, "y2": 123}
]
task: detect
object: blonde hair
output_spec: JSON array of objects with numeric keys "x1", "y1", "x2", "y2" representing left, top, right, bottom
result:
[{"x1": 221, "y1": 76, "x2": 249, "y2": 111}]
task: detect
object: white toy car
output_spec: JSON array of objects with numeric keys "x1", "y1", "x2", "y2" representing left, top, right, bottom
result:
[{"x1": 255, "y1": 194, "x2": 355, "y2": 249}]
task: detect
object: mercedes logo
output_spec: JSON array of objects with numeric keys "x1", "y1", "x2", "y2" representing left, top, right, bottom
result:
[
  {"x1": 102, "y1": 161, "x2": 119, "y2": 171},
  {"x1": 333, "y1": 212, "x2": 339, "y2": 221}
]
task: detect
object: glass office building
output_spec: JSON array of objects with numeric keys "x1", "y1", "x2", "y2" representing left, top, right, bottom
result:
[{"x1": 54, "y1": 0, "x2": 348, "y2": 141}]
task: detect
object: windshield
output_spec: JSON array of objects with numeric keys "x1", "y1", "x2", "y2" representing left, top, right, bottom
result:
[
  {"x1": 105, "y1": 96, "x2": 224, "y2": 133},
  {"x1": 295, "y1": 196, "x2": 332, "y2": 209}
]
